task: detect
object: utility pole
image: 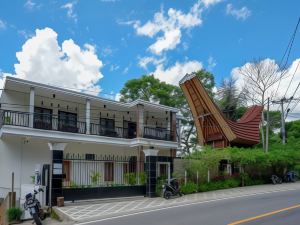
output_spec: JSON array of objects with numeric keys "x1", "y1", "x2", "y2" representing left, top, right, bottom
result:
[
  {"x1": 280, "y1": 99, "x2": 286, "y2": 145},
  {"x1": 266, "y1": 98, "x2": 270, "y2": 152},
  {"x1": 272, "y1": 97, "x2": 300, "y2": 145}
]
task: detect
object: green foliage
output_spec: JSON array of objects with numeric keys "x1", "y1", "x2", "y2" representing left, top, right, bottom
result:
[
  {"x1": 50, "y1": 209, "x2": 62, "y2": 221},
  {"x1": 30, "y1": 175, "x2": 35, "y2": 184},
  {"x1": 124, "y1": 173, "x2": 137, "y2": 185},
  {"x1": 119, "y1": 75, "x2": 185, "y2": 108},
  {"x1": 90, "y1": 171, "x2": 101, "y2": 186},
  {"x1": 70, "y1": 181, "x2": 78, "y2": 188},
  {"x1": 180, "y1": 182, "x2": 198, "y2": 194},
  {"x1": 198, "y1": 178, "x2": 240, "y2": 192},
  {"x1": 6, "y1": 207, "x2": 22, "y2": 222},
  {"x1": 138, "y1": 172, "x2": 147, "y2": 185},
  {"x1": 155, "y1": 177, "x2": 165, "y2": 197}
]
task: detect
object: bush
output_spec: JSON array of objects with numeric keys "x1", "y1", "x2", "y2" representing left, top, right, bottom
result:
[
  {"x1": 198, "y1": 178, "x2": 240, "y2": 192},
  {"x1": 124, "y1": 173, "x2": 137, "y2": 185},
  {"x1": 6, "y1": 207, "x2": 23, "y2": 222},
  {"x1": 180, "y1": 182, "x2": 198, "y2": 194},
  {"x1": 155, "y1": 178, "x2": 165, "y2": 197}
]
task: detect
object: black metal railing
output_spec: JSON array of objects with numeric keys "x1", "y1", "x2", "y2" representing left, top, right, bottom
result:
[
  {"x1": 0, "y1": 110, "x2": 176, "y2": 142},
  {"x1": 1, "y1": 110, "x2": 30, "y2": 127},
  {"x1": 90, "y1": 123, "x2": 129, "y2": 138},
  {"x1": 143, "y1": 126, "x2": 173, "y2": 141}
]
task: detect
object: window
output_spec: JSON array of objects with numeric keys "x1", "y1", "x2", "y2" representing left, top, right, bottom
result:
[
  {"x1": 85, "y1": 154, "x2": 95, "y2": 160},
  {"x1": 34, "y1": 107, "x2": 52, "y2": 130},
  {"x1": 100, "y1": 118, "x2": 116, "y2": 136},
  {"x1": 100, "y1": 118, "x2": 115, "y2": 129},
  {"x1": 104, "y1": 162, "x2": 114, "y2": 182},
  {"x1": 58, "y1": 111, "x2": 77, "y2": 132}
]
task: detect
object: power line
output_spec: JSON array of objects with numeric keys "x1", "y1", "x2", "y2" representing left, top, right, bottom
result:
[{"x1": 273, "y1": 17, "x2": 300, "y2": 100}]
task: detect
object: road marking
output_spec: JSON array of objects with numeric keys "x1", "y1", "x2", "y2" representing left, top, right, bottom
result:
[
  {"x1": 228, "y1": 204, "x2": 300, "y2": 225},
  {"x1": 73, "y1": 187, "x2": 300, "y2": 225}
]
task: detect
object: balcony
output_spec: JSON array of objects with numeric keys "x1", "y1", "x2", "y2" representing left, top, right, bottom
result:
[
  {"x1": 143, "y1": 126, "x2": 173, "y2": 141},
  {"x1": 0, "y1": 110, "x2": 175, "y2": 142}
]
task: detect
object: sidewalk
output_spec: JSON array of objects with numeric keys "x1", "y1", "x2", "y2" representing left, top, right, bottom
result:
[{"x1": 56, "y1": 182, "x2": 300, "y2": 223}]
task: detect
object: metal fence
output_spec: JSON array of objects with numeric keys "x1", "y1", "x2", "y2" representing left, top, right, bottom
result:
[{"x1": 62, "y1": 153, "x2": 146, "y2": 188}]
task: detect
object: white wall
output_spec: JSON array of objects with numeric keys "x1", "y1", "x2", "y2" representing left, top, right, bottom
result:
[{"x1": 0, "y1": 137, "x2": 51, "y2": 199}]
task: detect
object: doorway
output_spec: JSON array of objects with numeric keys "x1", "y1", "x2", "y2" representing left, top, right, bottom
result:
[{"x1": 157, "y1": 162, "x2": 171, "y2": 184}]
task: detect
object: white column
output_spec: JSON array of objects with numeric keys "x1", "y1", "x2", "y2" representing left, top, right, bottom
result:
[
  {"x1": 29, "y1": 87, "x2": 35, "y2": 128},
  {"x1": 86, "y1": 99, "x2": 90, "y2": 135},
  {"x1": 137, "y1": 104, "x2": 144, "y2": 137}
]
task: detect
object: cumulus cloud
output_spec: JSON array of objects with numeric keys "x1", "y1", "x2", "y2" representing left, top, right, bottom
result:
[
  {"x1": 226, "y1": 4, "x2": 251, "y2": 21},
  {"x1": 153, "y1": 60, "x2": 203, "y2": 85},
  {"x1": 2, "y1": 27, "x2": 103, "y2": 95},
  {"x1": 61, "y1": 1, "x2": 78, "y2": 23},
  {"x1": 131, "y1": 0, "x2": 209, "y2": 55},
  {"x1": 231, "y1": 58, "x2": 300, "y2": 119}
]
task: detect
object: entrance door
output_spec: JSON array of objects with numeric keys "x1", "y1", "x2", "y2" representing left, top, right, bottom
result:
[
  {"x1": 157, "y1": 162, "x2": 171, "y2": 184},
  {"x1": 124, "y1": 121, "x2": 136, "y2": 139}
]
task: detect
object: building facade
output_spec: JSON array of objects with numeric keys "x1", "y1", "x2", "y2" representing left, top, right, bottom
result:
[{"x1": 0, "y1": 77, "x2": 180, "y2": 205}]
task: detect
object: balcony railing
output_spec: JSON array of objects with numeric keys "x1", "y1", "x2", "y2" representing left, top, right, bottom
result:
[
  {"x1": 143, "y1": 126, "x2": 173, "y2": 141},
  {"x1": 0, "y1": 110, "x2": 175, "y2": 142}
]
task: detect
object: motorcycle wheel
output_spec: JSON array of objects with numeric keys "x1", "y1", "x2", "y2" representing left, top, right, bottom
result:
[
  {"x1": 164, "y1": 191, "x2": 172, "y2": 200},
  {"x1": 33, "y1": 213, "x2": 42, "y2": 225}
]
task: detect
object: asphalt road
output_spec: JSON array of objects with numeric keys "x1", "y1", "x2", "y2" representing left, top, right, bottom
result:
[{"x1": 76, "y1": 189, "x2": 300, "y2": 225}]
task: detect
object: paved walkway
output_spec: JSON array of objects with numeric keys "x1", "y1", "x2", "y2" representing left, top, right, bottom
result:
[{"x1": 56, "y1": 182, "x2": 300, "y2": 223}]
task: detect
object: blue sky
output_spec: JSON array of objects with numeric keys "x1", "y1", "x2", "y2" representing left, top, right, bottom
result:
[{"x1": 0, "y1": 0, "x2": 300, "y2": 100}]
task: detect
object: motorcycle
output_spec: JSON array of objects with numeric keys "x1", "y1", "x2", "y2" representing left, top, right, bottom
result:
[
  {"x1": 271, "y1": 175, "x2": 282, "y2": 184},
  {"x1": 162, "y1": 178, "x2": 182, "y2": 199},
  {"x1": 24, "y1": 188, "x2": 45, "y2": 225}
]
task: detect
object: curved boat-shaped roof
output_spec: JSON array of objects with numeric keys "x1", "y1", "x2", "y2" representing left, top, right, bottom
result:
[{"x1": 180, "y1": 73, "x2": 263, "y2": 148}]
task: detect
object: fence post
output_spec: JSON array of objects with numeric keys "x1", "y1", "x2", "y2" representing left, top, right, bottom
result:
[
  {"x1": 196, "y1": 170, "x2": 199, "y2": 187},
  {"x1": 184, "y1": 170, "x2": 187, "y2": 185},
  {"x1": 207, "y1": 169, "x2": 210, "y2": 183}
]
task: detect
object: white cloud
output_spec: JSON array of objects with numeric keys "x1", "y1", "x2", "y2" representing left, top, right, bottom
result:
[
  {"x1": 24, "y1": 0, "x2": 41, "y2": 10},
  {"x1": 2, "y1": 27, "x2": 103, "y2": 95},
  {"x1": 110, "y1": 64, "x2": 120, "y2": 72},
  {"x1": 115, "y1": 93, "x2": 121, "y2": 101},
  {"x1": 202, "y1": 0, "x2": 223, "y2": 8},
  {"x1": 0, "y1": 19, "x2": 6, "y2": 30},
  {"x1": 207, "y1": 56, "x2": 217, "y2": 71},
  {"x1": 131, "y1": 1, "x2": 208, "y2": 55},
  {"x1": 226, "y1": 4, "x2": 251, "y2": 21},
  {"x1": 18, "y1": 30, "x2": 34, "y2": 39},
  {"x1": 138, "y1": 56, "x2": 166, "y2": 70},
  {"x1": 153, "y1": 60, "x2": 203, "y2": 85},
  {"x1": 61, "y1": 1, "x2": 78, "y2": 23},
  {"x1": 231, "y1": 58, "x2": 300, "y2": 119}
]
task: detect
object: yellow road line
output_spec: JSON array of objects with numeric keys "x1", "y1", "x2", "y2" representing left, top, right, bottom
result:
[{"x1": 228, "y1": 204, "x2": 300, "y2": 225}]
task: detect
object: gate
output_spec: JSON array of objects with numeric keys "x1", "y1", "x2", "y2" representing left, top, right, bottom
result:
[{"x1": 62, "y1": 153, "x2": 146, "y2": 201}]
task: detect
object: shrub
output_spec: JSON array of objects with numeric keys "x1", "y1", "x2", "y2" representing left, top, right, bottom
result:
[
  {"x1": 180, "y1": 182, "x2": 198, "y2": 194},
  {"x1": 156, "y1": 178, "x2": 165, "y2": 197},
  {"x1": 90, "y1": 171, "x2": 101, "y2": 186},
  {"x1": 6, "y1": 207, "x2": 23, "y2": 222},
  {"x1": 138, "y1": 172, "x2": 147, "y2": 185},
  {"x1": 124, "y1": 173, "x2": 136, "y2": 185},
  {"x1": 198, "y1": 178, "x2": 240, "y2": 192}
]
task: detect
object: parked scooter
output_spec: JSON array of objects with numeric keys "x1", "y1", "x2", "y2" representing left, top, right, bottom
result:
[
  {"x1": 24, "y1": 188, "x2": 45, "y2": 225},
  {"x1": 271, "y1": 175, "x2": 282, "y2": 184},
  {"x1": 162, "y1": 178, "x2": 182, "y2": 199},
  {"x1": 283, "y1": 171, "x2": 298, "y2": 183}
]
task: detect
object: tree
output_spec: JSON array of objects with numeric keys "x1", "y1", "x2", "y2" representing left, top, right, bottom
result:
[
  {"x1": 119, "y1": 75, "x2": 185, "y2": 108},
  {"x1": 119, "y1": 70, "x2": 215, "y2": 155},
  {"x1": 237, "y1": 59, "x2": 287, "y2": 151},
  {"x1": 216, "y1": 77, "x2": 245, "y2": 120}
]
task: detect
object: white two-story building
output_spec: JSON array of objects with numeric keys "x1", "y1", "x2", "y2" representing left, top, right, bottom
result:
[{"x1": 0, "y1": 77, "x2": 180, "y2": 205}]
